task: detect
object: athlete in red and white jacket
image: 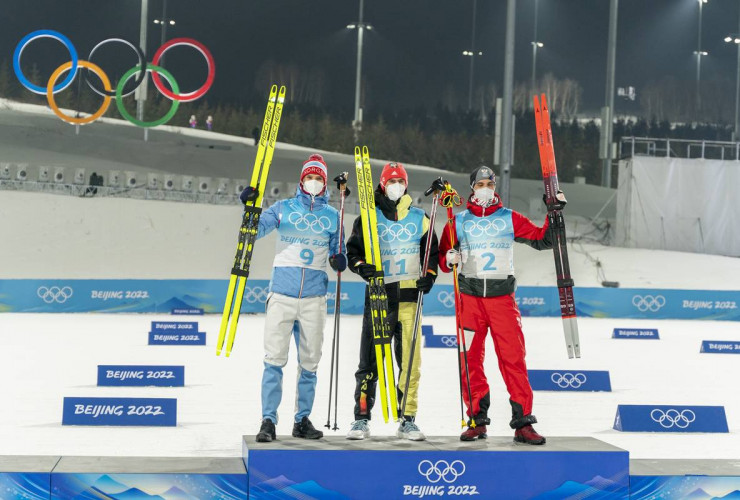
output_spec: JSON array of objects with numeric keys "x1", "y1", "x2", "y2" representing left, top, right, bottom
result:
[{"x1": 439, "y1": 166, "x2": 565, "y2": 445}]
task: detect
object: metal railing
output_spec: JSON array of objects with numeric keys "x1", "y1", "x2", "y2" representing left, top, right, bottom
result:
[
  {"x1": 0, "y1": 179, "x2": 357, "y2": 212},
  {"x1": 619, "y1": 136, "x2": 740, "y2": 161}
]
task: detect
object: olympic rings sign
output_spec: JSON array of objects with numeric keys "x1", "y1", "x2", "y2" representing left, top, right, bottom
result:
[{"x1": 13, "y1": 29, "x2": 215, "y2": 127}]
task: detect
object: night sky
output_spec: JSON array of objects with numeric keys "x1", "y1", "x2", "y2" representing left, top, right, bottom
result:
[{"x1": 2, "y1": 0, "x2": 739, "y2": 115}]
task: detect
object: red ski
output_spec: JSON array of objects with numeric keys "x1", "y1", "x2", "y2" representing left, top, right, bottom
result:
[{"x1": 533, "y1": 94, "x2": 581, "y2": 359}]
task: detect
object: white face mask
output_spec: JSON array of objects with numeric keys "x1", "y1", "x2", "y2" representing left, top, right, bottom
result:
[
  {"x1": 386, "y1": 183, "x2": 406, "y2": 201},
  {"x1": 303, "y1": 179, "x2": 324, "y2": 196},
  {"x1": 473, "y1": 187, "x2": 495, "y2": 204}
]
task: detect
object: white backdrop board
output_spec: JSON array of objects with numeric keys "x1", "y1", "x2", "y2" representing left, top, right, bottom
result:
[{"x1": 616, "y1": 157, "x2": 740, "y2": 257}]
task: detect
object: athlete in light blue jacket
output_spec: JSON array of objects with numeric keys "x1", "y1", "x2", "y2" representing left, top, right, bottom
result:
[{"x1": 241, "y1": 154, "x2": 346, "y2": 442}]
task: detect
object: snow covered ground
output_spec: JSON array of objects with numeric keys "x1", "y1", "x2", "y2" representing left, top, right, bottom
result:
[{"x1": 0, "y1": 312, "x2": 737, "y2": 460}]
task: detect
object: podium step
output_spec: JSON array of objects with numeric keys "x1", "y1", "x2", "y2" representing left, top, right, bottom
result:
[
  {"x1": 243, "y1": 435, "x2": 630, "y2": 499},
  {"x1": 52, "y1": 456, "x2": 247, "y2": 499},
  {"x1": 630, "y1": 459, "x2": 740, "y2": 499}
]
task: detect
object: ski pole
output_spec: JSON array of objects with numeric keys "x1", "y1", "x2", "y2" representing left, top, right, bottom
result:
[
  {"x1": 326, "y1": 172, "x2": 349, "y2": 430},
  {"x1": 399, "y1": 177, "x2": 445, "y2": 422},
  {"x1": 441, "y1": 182, "x2": 475, "y2": 428}
]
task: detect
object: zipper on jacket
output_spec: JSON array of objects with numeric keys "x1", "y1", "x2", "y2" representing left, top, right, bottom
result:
[{"x1": 298, "y1": 268, "x2": 305, "y2": 298}]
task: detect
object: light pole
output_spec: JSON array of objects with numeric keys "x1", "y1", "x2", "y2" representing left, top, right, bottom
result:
[
  {"x1": 136, "y1": 0, "x2": 149, "y2": 123},
  {"x1": 601, "y1": 0, "x2": 618, "y2": 188},
  {"x1": 696, "y1": 0, "x2": 708, "y2": 112},
  {"x1": 462, "y1": 50, "x2": 483, "y2": 111},
  {"x1": 347, "y1": 0, "x2": 372, "y2": 143},
  {"x1": 531, "y1": 0, "x2": 543, "y2": 93},
  {"x1": 466, "y1": 0, "x2": 478, "y2": 111},
  {"x1": 153, "y1": 0, "x2": 176, "y2": 48},
  {"x1": 724, "y1": 33, "x2": 740, "y2": 142}
]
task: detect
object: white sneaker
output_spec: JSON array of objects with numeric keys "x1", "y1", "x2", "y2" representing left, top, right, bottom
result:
[
  {"x1": 346, "y1": 419, "x2": 370, "y2": 440},
  {"x1": 397, "y1": 419, "x2": 426, "y2": 441}
]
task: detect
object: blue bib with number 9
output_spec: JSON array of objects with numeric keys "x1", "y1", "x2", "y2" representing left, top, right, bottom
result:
[{"x1": 273, "y1": 200, "x2": 337, "y2": 272}]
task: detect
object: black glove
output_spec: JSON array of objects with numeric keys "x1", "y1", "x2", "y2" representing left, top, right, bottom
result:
[
  {"x1": 240, "y1": 186, "x2": 259, "y2": 204},
  {"x1": 333, "y1": 173, "x2": 351, "y2": 196},
  {"x1": 329, "y1": 254, "x2": 347, "y2": 273},
  {"x1": 416, "y1": 272, "x2": 436, "y2": 294},
  {"x1": 355, "y1": 263, "x2": 376, "y2": 282},
  {"x1": 425, "y1": 177, "x2": 446, "y2": 196},
  {"x1": 543, "y1": 190, "x2": 567, "y2": 210}
]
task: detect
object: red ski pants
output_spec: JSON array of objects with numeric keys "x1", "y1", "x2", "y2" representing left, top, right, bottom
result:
[{"x1": 459, "y1": 292, "x2": 533, "y2": 419}]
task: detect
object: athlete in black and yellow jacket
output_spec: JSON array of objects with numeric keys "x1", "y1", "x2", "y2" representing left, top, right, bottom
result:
[{"x1": 345, "y1": 163, "x2": 439, "y2": 441}]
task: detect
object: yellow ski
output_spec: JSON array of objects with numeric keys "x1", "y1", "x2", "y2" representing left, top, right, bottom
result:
[{"x1": 217, "y1": 85, "x2": 286, "y2": 357}]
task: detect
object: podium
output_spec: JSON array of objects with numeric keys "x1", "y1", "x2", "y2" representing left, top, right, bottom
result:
[{"x1": 243, "y1": 435, "x2": 629, "y2": 499}]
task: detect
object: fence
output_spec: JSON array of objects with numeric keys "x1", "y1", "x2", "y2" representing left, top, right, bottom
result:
[{"x1": 619, "y1": 137, "x2": 740, "y2": 161}]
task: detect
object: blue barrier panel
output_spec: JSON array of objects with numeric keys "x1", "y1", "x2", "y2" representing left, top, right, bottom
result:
[
  {"x1": 701, "y1": 340, "x2": 740, "y2": 354},
  {"x1": 62, "y1": 397, "x2": 177, "y2": 426},
  {"x1": 171, "y1": 307, "x2": 204, "y2": 315},
  {"x1": 613, "y1": 328, "x2": 660, "y2": 339},
  {"x1": 613, "y1": 405, "x2": 729, "y2": 433},
  {"x1": 421, "y1": 325, "x2": 434, "y2": 336},
  {"x1": 424, "y1": 335, "x2": 457, "y2": 348},
  {"x1": 97, "y1": 365, "x2": 185, "y2": 387},
  {"x1": 3, "y1": 279, "x2": 740, "y2": 320},
  {"x1": 148, "y1": 331, "x2": 205, "y2": 345},
  {"x1": 243, "y1": 436, "x2": 629, "y2": 499},
  {"x1": 528, "y1": 370, "x2": 612, "y2": 392}
]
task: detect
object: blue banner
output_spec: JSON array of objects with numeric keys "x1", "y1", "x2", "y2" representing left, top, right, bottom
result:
[
  {"x1": 62, "y1": 397, "x2": 177, "y2": 426},
  {"x1": 613, "y1": 404, "x2": 729, "y2": 433},
  {"x1": 97, "y1": 366, "x2": 185, "y2": 387},
  {"x1": 424, "y1": 335, "x2": 457, "y2": 348},
  {"x1": 612, "y1": 328, "x2": 660, "y2": 339},
  {"x1": 171, "y1": 307, "x2": 204, "y2": 315},
  {"x1": 151, "y1": 321, "x2": 198, "y2": 333},
  {"x1": 528, "y1": 370, "x2": 612, "y2": 391},
  {"x1": 2, "y1": 279, "x2": 740, "y2": 320},
  {"x1": 701, "y1": 340, "x2": 740, "y2": 354},
  {"x1": 148, "y1": 331, "x2": 205, "y2": 345}
]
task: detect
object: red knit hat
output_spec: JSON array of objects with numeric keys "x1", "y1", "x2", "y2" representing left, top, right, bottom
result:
[
  {"x1": 301, "y1": 154, "x2": 328, "y2": 185},
  {"x1": 379, "y1": 162, "x2": 408, "y2": 190}
]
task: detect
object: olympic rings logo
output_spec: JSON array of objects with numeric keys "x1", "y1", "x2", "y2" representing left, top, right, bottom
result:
[
  {"x1": 37, "y1": 286, "x2": 73, "y2": 304},
  {"x1": 13, "y1": 29, "x2": 214, "y2": 127},
  {"x1": 650, "y1": 409, "x2": 696, "y2": 429},
  {"x1": 243, "y1": 287, "x2": 269, "y2": 304},
  {"x1": 550, "y1": 372, "x2": 587, "y2": 389},
  {"x1": 287, "y1": 212, "x2": 332, "y2": 234},
  {"x1": 462, "y1": 218, "x2": 507, "y2": 238},
  {"x1": 440, "y1": 336, "x2": 458, "y2": 347},
  {"x1": 632, "y1": 294, "x2": 666, "y2": 312},
  {"x1": 437, "y1": 291, "x2": 455, "y2": 309},
  {"x1": 418, "y1": 460, "x2": 466, "y2": 483},
  {"x1": 377, "y1": 222, "x2": 418, "y2": 242}
]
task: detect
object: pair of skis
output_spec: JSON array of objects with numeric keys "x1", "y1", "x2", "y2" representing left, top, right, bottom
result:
[
  {"x1": 216, "y1": 85, "x2": 286, "y2": 357},
  {"x1": 354, "y1": 145, "x2": 398, "y2": 423},
  {"x1": 533, "y1": 94, "x2": 581, "y2": 359}
]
